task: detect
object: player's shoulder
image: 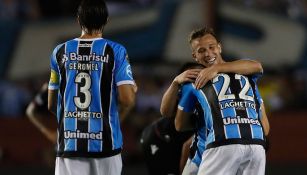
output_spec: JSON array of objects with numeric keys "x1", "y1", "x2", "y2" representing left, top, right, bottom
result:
[
  {"x1": 104, "y1": 39, "x2": 127, "y2": 52},
  {"x1": 52, "y1": 41, "x2": 67, "y2": 55},
  {"x1": 182, "y1": 82, "x2": 195, "y2": 90},
  {"x1": 53, "y1": 38, "x2": 79, "y2": 53},
  {"x1": 57, "y1": 38, "x2": 80, "y2": 48},
  {"x1": 180, "y1": 83, "x2": 196, "y2": 95}
]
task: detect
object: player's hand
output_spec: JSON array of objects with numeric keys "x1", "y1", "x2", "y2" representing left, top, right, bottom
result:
[
  {"x1": 133, "y1": 84, "x2": 138, "y2": 93},
  {"x1": 195, "y1": 66, "x2": 219, "y2": 89},
  {"x1": 174, "y1": 69, "x2": 201, "y2": 85},
  {"x1": 45, "y1": 130, "x2": 57, "y2": 144}
]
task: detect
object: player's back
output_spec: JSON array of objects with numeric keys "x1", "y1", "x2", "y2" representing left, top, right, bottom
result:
[
  {"x1": 200, "y1": 73, "x2": 265, "y2": 148},
  {"x1": 179, "y1": 73, "x2": 266, "y2": 150},
  {"x1": 50, "y1": 37, "x2": 134, "y2": 157}
]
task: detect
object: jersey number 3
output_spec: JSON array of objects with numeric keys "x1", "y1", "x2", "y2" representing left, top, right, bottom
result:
[{"x1": 74, "y1": 72, "x2": 92, "y2": 109}]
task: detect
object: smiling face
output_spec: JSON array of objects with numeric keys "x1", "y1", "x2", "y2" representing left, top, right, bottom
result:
[{"x1": 190, "y1": 34, "x2": 224, "y2": 67}]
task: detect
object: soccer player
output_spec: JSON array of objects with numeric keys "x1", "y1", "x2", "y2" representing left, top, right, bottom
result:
[
  {"x1": 140, "y1": 117, "x2": 193, "y2": 175},
  {"x1": 47, "y1": 0, "x2": 137, "y2": 175},
  {"x1": 176, "y1": 27, "x2": 270, "y2": 175},
  {"x1": 160, "y1": 30, "x2": 269, "y2": 175},
  {"x1": 141, "y1": 62, "x2": 203, "y2": 175}
]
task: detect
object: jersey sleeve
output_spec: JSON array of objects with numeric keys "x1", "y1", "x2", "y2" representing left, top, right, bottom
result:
[
  {"x1": 249, "y1": 70, "x2": 263, "y2": 105},
  {"x1": 178, "y1": 83, "x2": 197, "y2": 113},
  {"x1": 48, "y1": 44, "x2": 62, "y2": 90},
  {"x1": 254, "y1": 84, "x2": 263, "y2": 105},
  {"x1": 251, "y1": 78, "x2": 264, "y2": 119},
  {"x1": 251, "y1": 72, "x2": 263, "y2": 82},
  {"x1": 254, "y1": 84, "x2": 264, "y2": 119},
  {"x1": 114, "y1": 47, "x2": 135, "y2": 86}
]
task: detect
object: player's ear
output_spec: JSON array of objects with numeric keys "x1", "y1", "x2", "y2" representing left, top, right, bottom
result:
[
  {"x1": 192, "y1": 53, "x2": 195, "y2": 58},
  {"x1": 218, "y1": 43, "x2": 222, "y2": 53},
  {"x1": 192, "y1": 53, "x2": 198, "y2": 62}
]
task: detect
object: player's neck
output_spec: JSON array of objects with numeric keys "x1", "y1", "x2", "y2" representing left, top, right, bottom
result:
[{"x1": 79, "y1": 31, "x2": 102, "y2": 39}]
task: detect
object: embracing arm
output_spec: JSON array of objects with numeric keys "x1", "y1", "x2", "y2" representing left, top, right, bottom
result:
[
  {"x1": 214, "y1": 59, "x2": 263, "y2": 75},
  {"x1": 160, "y1": 69, "x2": 201, "y2": 117},
  {"x1": 195, "y1": 59, "x2": 263, "y2": 89},
  {"x1": 160, "y1": 81, "x2": 181, "y2": 118},
  {"x1": 260, "y1": 102, "x2": 270, "y2": 152},
  {"x1": 175, "y1": 108, "x2": 194, "y2": 132},
  {"x1": 260, "y1": 103, "x2": 270, "y2": 136}
]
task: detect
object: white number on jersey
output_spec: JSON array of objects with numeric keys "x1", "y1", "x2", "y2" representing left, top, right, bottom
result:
[
  {"x1": 212, "y1": 74, "x2": 254, "y2": 101},
  {"x1": 74, "y1": 72, "x2": 92, "y2": 109}
]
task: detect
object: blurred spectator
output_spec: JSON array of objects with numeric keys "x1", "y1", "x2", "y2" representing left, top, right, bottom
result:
[
  {"x1": 37, "y1": 0, "x2": 157, "y2": 18},
  {"x1": 258, "y1": 75, "x2": 285, "y2": 113},
  {"x1": 287, "y1": 0, "x2": 307, "y2": 20},
  {"x1": 39, "y1": 0, "x2": 96, "y2": 18},
  {"x1": 0, "y1": 79, "x2": 31, "y2": 117},
  {"x1": 0, "y1": 0, "x2": 41, "y2": 21},
  {"x1": 226, "y1": 0, "x2": 307, "y2": 21},
  {"x1": 38, "y1": 0, "x2": 62, "y2": 18},
  {"x1": 135, "y1": 76, "x2": 162, "y2": 113},
  {"x1": 289, "y1": 69, "x2": 307, "y2": 108}
]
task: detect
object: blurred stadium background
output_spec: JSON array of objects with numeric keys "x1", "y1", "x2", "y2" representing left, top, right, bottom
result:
[{"x1": 0, "y1": 0, "x2": 307, "y2": 174}]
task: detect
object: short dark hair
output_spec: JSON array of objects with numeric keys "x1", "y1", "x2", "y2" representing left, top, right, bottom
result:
[
  {"x1": 77, "y1": 0, "x2": 109, "y2": 34},
  {"x1": 188, "y1": 27, "x2": 219, "y2": 44},
  {"x1": 178, "y1": 62, "x2": 204, "y2": 74}
]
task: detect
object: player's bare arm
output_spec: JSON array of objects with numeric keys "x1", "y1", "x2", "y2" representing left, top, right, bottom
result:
[
  {"x1": 160, "y1": 69, "x2": 201, "y2": 118},
  {"x1": 48, "y1": 89, "x2": 58, "y2": 116},
  {"x1": 27, "y1": 102, "x2": 57, "y2": 144},
  {"x1": 180, "y1": 136, "x2": 193, "y2": 174},
  {"x1": 260, "y1": 103, "x2": 270, "y2": 136},
  {"x1": 27, "y1": 83, "x2": 57, "y2": 144},
  {"x1": 195, "y1": 59, "x2": 263, "y2": 89},
  {"x1": 118, "y1": 84, "x2": 136, "y2": 122},
  {"x1": 175, "y1": 108, "x2": 194, "y2": 132}
]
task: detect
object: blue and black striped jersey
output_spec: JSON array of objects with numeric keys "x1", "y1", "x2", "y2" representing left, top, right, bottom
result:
[
  {"x1": 188, "y1": 104, "x2": 206, "y2": 167},
  {"x1": 48, "y1": 38, "x2": 135, "y2": 157},
  {"x1": 178, "y1": 73, "x2": 265, "y2": 149}
]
